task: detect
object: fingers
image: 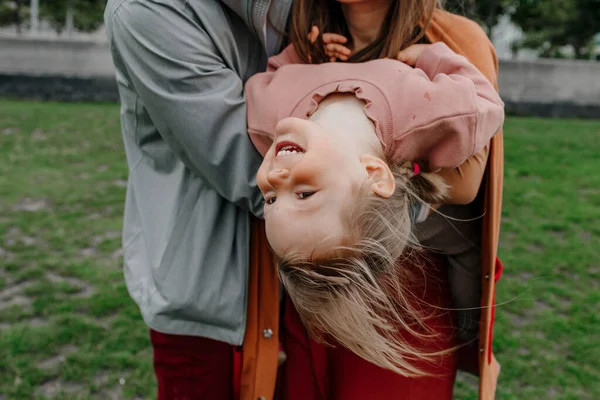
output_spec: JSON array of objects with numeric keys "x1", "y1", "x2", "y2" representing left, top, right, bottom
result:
[
  {"x1": 324, "y1": 43, "x2": 351, "y2": 61},
  {"x1": 323, "y1": 33, "x2": 350, "y2": 60},
  {"x1": 322, "y1": 33, "x2": 348, "y2": 44},
  {"x1": 308, "y1": 27, "x2": 351, "y2": 62},
  {"x1": 396, "y1": 44, "x2": 430, "y2": 66},
  {"x1": 308, "y1": 29, "x2": 348, "y2": 46},
  {"x1": 396, "y1": 47, "x2": 413, "y2": 62},
  {"x1": 396, "y1": 49, "x2": 417, "y2": 66},
  {"x1": 308, "y1": 25, "x2": 319, "y2": 44}
]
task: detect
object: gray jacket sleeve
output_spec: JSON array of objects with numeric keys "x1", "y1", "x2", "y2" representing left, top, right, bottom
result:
[{"x1": 106, "y1": 0, "x2": 264, "y2": 217}]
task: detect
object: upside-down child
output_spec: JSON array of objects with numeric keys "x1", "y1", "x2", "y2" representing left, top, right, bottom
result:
[{"x1": 244, "y1": 39, "x2": 504, "y2": 377}]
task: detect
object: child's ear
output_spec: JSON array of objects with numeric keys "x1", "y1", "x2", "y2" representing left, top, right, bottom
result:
[{"x1": 360, "y1": 154, "x2": 395, "y2": 198}]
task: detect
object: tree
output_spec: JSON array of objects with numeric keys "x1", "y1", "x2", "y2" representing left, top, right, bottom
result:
[
  {"x1": 444, "y1": 0, "x2": 516, "y2": 37},
  {"x1": 510, "y1": 0, "x2": 600, "y2": 59},
  {"x1": 40, "y1": 0, "x2": 105, "y2": 34},
  {"x1": 0, "y1": 0, "x2": 28, "y2": 33}
]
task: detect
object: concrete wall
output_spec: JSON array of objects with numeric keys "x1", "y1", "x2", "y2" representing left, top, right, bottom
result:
[
  {"x1": 1, "y1": 37, "x2": 600, "y2": 118},
  {"x1": 499, "y1": 58, "x2": 600, "y2": 119},
  {"x1": 0, "y1": 37, "x2": 114, "y2": 78},
  {"x1": 0, "y1": 37, "x2": 117, "y2": 102}
]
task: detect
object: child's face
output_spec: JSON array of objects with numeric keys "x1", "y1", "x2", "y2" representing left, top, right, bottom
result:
[{"x1": 257, "y1": 117, "x2": 369, "y2": 257}]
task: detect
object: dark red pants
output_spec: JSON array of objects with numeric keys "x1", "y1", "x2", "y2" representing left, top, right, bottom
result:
[
  {"x1": 150, "y1": 259, "x2": 457, "y2": 400},
  {"x1": 150, "y1": 329, "x2": 235, "y2": 400},
  {"x1": 278, "y1": 256, "x2": 458, "y2": 400}
]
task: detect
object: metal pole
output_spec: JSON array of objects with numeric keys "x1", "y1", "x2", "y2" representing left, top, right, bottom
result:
[{"x1": 30, "y1": 0, "x2": 39, "y2": 35}]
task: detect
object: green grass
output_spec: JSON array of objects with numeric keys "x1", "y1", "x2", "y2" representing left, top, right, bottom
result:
[
  {"x1": 0, "y1": 100, "x2": 153, "y2": 399},
  {"x1": 1, "y1": 99, "x2": 599, "y2": 399},
  {"x1": 454, "y1": 117, "x2": 600, "y2": 399}
]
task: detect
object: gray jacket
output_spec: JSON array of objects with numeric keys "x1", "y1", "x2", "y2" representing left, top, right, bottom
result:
[{"x1": 103, "y1": 0, "x2": 291, "y2": 345}]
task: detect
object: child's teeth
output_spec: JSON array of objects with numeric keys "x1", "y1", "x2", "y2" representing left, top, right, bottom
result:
[{"x1": 277, "y1": 148, "x2": 303, "y2": 157}]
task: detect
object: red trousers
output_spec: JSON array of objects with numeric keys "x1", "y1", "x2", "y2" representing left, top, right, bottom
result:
[
  {"x1": 278, "y1": 256, "x2": 458, "y2": 400},
  {"x1": 150, "y1": 258, "x2": 457, "y2": 400},
  {"x1": 150, "y1": 329, "x2": 235, "y2": 400}
]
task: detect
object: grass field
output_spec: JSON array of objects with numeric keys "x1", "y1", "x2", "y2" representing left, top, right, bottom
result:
[{"x1": 0, "y1": 99, "x2": 599, "y2": 399}]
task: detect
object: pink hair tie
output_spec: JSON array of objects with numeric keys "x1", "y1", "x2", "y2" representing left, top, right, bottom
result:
[{"x1": 413, "y1": 162, "x2": 420, "y2": 176}]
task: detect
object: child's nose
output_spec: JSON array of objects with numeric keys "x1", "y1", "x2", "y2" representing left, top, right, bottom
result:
[{"x1": 267, "y1": 168, "x2": 290, "y2": 186}]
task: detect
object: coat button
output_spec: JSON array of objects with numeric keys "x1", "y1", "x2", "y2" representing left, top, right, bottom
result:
[
  {"x1": 485, "y1": 272, "x2": 490, "y2": 280},
  {"x1": 263, "y1": 328, "x2": 273, "y2": 339}
]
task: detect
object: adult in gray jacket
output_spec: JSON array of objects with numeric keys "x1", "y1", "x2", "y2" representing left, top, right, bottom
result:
[{"x1": 103, "y1": 0, "x2": 291, "y2": 397}]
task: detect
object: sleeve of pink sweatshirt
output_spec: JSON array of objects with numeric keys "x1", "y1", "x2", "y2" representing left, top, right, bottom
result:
[{"x1": 245, "y1": 43, "x2": 504, "y2": 170}]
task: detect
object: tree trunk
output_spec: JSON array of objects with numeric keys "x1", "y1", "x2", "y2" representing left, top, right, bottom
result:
[
  {"x1": 65, "y1": 0, "x2": 74, "y2": 37},
  {"x1": 510, "y1": 41, "x2": 519, "y2": 60},
  {"x1": 30, "y1": 0, "x2": 39, "y2": 35},
  {"x1": 15, "y1": 0, "x2": 22, "y2": 34},
  {"x1": 485, "y1": 6, "x2": 498, "y2": 42},
  {"x1": 487, "y1": 25, "x2": 495, "y2": 41}
]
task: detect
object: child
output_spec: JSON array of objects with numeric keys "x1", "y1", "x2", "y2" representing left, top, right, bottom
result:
[
  {"x1": 244, "y1": 40, "x2": 504, "y2": 376},
  {"x1": 318, "y1": 27, "x2": 488, "y2": 346}
]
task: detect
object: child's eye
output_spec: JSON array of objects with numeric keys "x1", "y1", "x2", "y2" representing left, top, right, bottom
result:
[
  {"x1": 298, "y1": 192, "x2": 314, "y2": 199},
  {"x1": 266, "y1": 197, "x2": 277, "y2": 205}
]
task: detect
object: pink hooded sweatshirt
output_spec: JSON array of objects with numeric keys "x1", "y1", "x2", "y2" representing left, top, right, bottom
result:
[{"x1": 245, "y1": 42, "x2": 504, "y2": 170}]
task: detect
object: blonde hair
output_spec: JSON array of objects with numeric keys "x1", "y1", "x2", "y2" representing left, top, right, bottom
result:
[{"x1": 279, "y1": 161, "x2": 452, "y2": 377}]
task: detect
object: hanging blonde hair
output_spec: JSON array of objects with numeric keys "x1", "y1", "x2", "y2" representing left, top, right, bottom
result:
[{"x1": 279, "y1": 161, "x2": 453, "y2": 376}]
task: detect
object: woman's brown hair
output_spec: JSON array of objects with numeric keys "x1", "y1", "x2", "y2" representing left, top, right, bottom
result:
[{"x1": 289, "y1": 0, "x2": 442, "y2": 64}]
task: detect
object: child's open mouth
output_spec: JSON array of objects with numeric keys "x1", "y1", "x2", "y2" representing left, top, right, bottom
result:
[{"x1": 275, "y1": 141, "x2": 305, "y2": 157}]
